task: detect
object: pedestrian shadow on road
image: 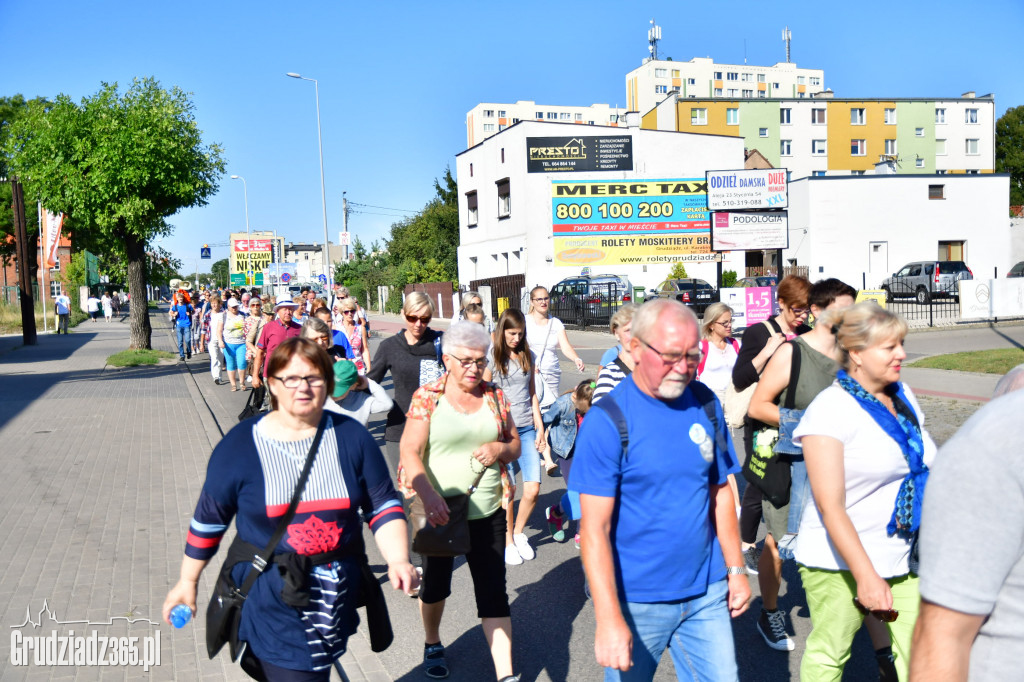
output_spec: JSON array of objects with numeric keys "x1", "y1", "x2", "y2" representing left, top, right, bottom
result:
[{"x1": 0, "y1": 330, "x2": 98, "y2": 364}]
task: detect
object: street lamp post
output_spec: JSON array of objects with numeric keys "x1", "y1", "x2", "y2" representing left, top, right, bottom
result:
[
  {"x1": 230, "y1": 174, "x2": 250, "y2": 286},
  {"x1": 286, "y1": 72, "x2": 331, "y2": 288}
]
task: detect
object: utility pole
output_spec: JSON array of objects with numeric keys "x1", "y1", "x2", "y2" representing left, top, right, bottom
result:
[
  {"x1": 342, "y1": 193, "x2": 349, "y2": 262},
  {"x1": 11, "y1": 178, "x2": 37, "y2": 345}
]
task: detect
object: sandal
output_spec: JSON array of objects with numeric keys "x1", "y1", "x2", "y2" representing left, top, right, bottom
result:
[
  {"x1": 545, "y1": 461, "x2": 559, "y2": 477},
  {"x1": 230, "y1": 386, "x2": 238, "y2": 392},
  {"x1": 546, "y1": 506, "x2": 567, "y2": 543},
  {"x1": 423, "y1": 642, "x2": 449, "y2": 679}
]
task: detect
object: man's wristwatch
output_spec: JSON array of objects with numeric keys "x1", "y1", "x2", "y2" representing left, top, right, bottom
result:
[{"x1": 726, "y1": 566, "x2": 747, "y2": 576}]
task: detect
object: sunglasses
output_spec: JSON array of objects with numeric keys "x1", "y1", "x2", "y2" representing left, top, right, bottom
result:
[
  {"x1": 405, "y1": 315, "x2": 431, "y2": 324},
  {"x1": 532, "y1": 297, "x2": 550, "y2": 302},
  {"x1": 853, "y1": 598, "x2": 899, "y2": 623}
]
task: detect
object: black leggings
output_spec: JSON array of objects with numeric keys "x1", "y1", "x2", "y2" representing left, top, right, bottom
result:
[
  {"x1": 420, "y1": 509, "x2": 510, "y2": 618},
  {"x1": 739, "y1": 421, "x2": 763, "y2": 545}
]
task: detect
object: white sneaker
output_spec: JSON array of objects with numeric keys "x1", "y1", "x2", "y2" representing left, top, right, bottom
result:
[
  {"x1": 504, "y1": 544, "x2": 524, "y2": 565},
  {"x1": 512, "y1": 533, "x2": 535, "y2": 561}
]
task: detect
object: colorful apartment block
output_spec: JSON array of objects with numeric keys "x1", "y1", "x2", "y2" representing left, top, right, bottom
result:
[
  {"x1": 466, "y1": 101, "x2": 627, "y2": 148},
  {"x1": 645, "y1": 92, "x2": 995, "y2": 178}
]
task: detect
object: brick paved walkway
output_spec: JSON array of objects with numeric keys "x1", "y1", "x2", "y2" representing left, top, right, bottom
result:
[{"x1": 0, "y1": 311, "x2": 388, "y2": 681}]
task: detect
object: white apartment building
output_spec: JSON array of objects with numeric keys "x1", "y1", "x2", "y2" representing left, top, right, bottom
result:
[
  {"x1": 455, "y1": 120, "x2": 746, "y2": 292},
  {"x1": 626, "y1": 57, "x2": 825, "y2": 119},
  {"x1": 466, "y1": 101, "x2": 628, "y2": 148},
  {"x1": 786, "y1": 174, "x2": 1011, "y2": 289},
  {"x1": 282, "y1": 242, "x2": 345, "y2": 284}
]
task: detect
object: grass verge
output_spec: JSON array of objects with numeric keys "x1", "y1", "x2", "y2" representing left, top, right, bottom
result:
[
  {"x1": 909, "y1": 348, "x2": 1024, "y2": 374},
  {"x1": 0, "y1": 301, "x2": 88, "y2": 334},
  {"x1": 106, "y1": 349, "x2": 176, "y2": 367}
]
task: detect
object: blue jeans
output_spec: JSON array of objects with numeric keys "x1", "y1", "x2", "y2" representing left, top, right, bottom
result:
[
  {"x1": 175, "y1": 325, "x2": 190, "y2": 358},
  {"x1": 509, "y1": 425, "x2": 540, "y2": 483},
  {"x1": 605, "y1": 580, "x2": 738, "y2": 682}
]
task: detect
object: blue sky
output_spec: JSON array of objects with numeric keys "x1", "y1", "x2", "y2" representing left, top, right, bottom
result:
[{"x1": 4, "y1": 0, "x2": 1022, "y2": 274}]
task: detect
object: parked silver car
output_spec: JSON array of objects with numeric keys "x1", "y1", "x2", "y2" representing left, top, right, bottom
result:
[{"x1": 881, "y1": 260, "x2": 973, "y2": 304}]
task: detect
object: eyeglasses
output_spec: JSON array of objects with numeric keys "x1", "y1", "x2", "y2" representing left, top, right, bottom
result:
[
  {"x1": 342, "y1": 310, "x2": 356, "y2": 315},
  {"x1": 532, "y1": 297, "x2": 550, "y2": 302},
  {"x1": 448, "y1": 353, "x2": 488, "y2": 370},
  {"x1": 270, "y1": 375, "x2": 326, "y2": 389},
  {"x1": 405, "y1": 315, "x2": 431, "y2": 324},
  {"x1": 638, "y1": 338, "x2": 701, "y2": 366},
  {"x1": 788, "y1": 306, "x2": 810, "y2": 316},
  {"x1": 716, "y1": 320, "x2": 733, "y2": 327},
  {"x1": 853, "y1": 598, "x2": 899, "y2": 623}
]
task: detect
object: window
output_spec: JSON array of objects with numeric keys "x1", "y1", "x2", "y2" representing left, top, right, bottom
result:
[
  {"x1": 546, "y1": 112, "x2": 557, "y2": 120},
  {"x1": 469, "y1": 163, "x2": 473, "y2": 177},
  {"x1": 811, "y1": 108, "x2": 826, "y2": 124},
  {"x1": 512, "y1": 118, "x2": 520, "y2": 124},
  {"x1": 483, "y1": 110, "x2": 494, "y2": 117},
  {"x1": 466, "y1": 191, "x2": 478, "y2": 226},
  {"x1": 51, "y1": 257, "x2": 60, "y2": 272},
  {"x1": 851, "y1": 139, "x2": 866, "y2": 155},
  {"x1": 497, "y1": 110, "x2": 505, "y2": 118},
  {"x1": 851, "y1": 108, "x2": 865, "y2": 125},
  {"x1": 726, "y1": 72, "x2": 738, "y2": 81},
  {"x1": 812, "y1": 170, "x2": 827, "y2": 177},
  {"x1": 575, "y1": 113, "x2": 582, "y2": 121},
  {"x1": 655, "y1": 85, "x2": 668, "y2": 94},
  {"x1": 935, "y1": 108, "x2": 946, "y2": 124},
  {"x1": 936, "y1": 169, "x2": 948, "y2": 175},
  {"x1": 758, "y1": 91, "x2": 766, "y2": 98},
  {"x1": 780, "y1": 140, "x2": 792, "y2": 156},
  {"x1": 915, "y1": 127, "x2": 924, "y2": 137},
  {"x1": 741, "y1": 73, "x2": 752, "y2": 82},
  {"x1": 304, "y1": 252, "x2": 309, "y2": 260},
  {"x1": 726, "y1": 108, "x2": 739, "y2": 125},
  {"x1": 929, "y1": 184, "x2": 945, "y2": 200},
  {"x1": 916, "y1": 158, "x2": 925, "y2": 168},
  {"x1": 609, "y1": 114, "x2": 619, "y2": 123},
  {"x1": 496, "y1": 178, "x2": 510, "y2": 218},
  {"x1": 812, "y1": 139, "x2": 827, "y2": 155},
  {"x1": 714, "y1": 88, "x2": 723, "y2": 97},
  {"x1": 483, "y1": 123, "x2": 494, "y2": 132},
  {"x1": 884, "y1": 139, "x2": 897, "y2": 155},
  {"x1": 884, "y1": 108, "x2": 897, "y2": 124},
  {"x1": 500, "y1": 147, "x2": 505, "y2": 163},
  {"x1": 759, "y1": 127, "x2": 768, "y2": 137},
  {"x1": 535, "y1": 111, "x2": 543, "y2": 119},
  {"x1": 773, "y1": 82, "x2": 780, "y2": 89},
  {"x1": 498, "y1": 124, "x2": 506, "y2": 131},
  {"x1": 780, "y1": 108, "x2": 791, "y2": 124},
  {"x1": 691, "y1": 108, "x2": 707, "y2": 125},
  {"x1": 965, "y1": 108, "x2": 978, "y2": 124},
  {"x1": 966, "y1": 138, "x2": 979, "y2": 155},
  {"x1": 810, "y1": 76, "x2": 821, "y2": 86},
  {"x1": 672, "y1": 69, "x2": 680, "y2": 77},
  {"x1": 713, "y1": 71, "x2": 722, "y2": 79},
  {"x1": 742, "y1": 89, "x2": 753, "y2": 98},
  {"x1": 851, "y1": 170, "x2": 866, "y2": 175},
  {"x1": 966, "y1": 169, "x2": 979, "y2": 174},
  {"x1": 936, "y1": 139, "x2": 947, "y2": 155},
  {"x1": 797, "y1": 76, "x2": 806, "y2": 84},
  {"x1": 559, "y1": 112, "x2": 571, "y2": 120},
  {"x1": 655, "y1": 68, "x2": 667, "y2": 78},
  {"x1": 50, "y1": 281, "x2": 62, "y2": 297},
  {"x1": 687, "y1": 78, "x2": 696, "y2": 85},
  {"x1": 727, "y1": 88, "x2": 738, "y2": 97},
  {"x1": 758, "y1": 74, "x2": 766, "y2": 83}
]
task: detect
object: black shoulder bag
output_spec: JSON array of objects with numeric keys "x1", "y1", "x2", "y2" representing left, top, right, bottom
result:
[{"x1": 206, "y1": 413, "x2": 328, "y2": 663}]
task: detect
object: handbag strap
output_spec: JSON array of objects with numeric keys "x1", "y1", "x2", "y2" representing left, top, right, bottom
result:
[{"x1": 236, "y1": 412, "x2": 329, "y2": 597}]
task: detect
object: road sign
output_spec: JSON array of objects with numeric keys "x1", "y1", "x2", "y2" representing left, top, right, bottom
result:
[
  {"x1": 281, "y1": 272, "x2": 291, "y2": 283},
  {"x1": 338, "y1": 231, "x2": 351, "y2": 246},
  {"x1": 318, "y1": 274, "x2": 328, "y2": 284},
  {"x1": 201, "y1": 245, "x2": 211, "y2": 259}
]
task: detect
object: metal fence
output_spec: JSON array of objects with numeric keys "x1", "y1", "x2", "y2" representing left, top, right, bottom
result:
[
  {"x1": 881, "y1": 275, "x2": 962, "y2": 326},
  {"x1": 468, "y1": 274, "x2": 525, "y2": 321},
  {"x1": 550, "y1": 282, "x2": 625, "y2": 330}
]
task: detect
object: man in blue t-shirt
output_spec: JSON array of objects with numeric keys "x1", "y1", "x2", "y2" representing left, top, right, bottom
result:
[{"x1": 574, "y1": 298, "x2": 750, "y2": 682}]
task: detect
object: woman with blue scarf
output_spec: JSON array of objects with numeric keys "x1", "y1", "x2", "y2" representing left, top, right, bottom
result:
[{"x1": 792, "y1": 301, "x2": 936, "y2": 682}]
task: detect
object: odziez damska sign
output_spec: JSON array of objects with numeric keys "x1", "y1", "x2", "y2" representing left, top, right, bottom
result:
[{"x1": 526, "y1": 136, "x2": 633, "y2": 173}]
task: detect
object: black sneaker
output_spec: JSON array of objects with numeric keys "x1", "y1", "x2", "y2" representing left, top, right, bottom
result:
[
  {"x1": 757, "y1": 608, "x2": 795, "y2": 651},
  {"x1": 423, "y1": 643, "x2": 449, "y2": 679},
  {"x1": 743, "y1": 545, "x2": 761, "y2": 575}
]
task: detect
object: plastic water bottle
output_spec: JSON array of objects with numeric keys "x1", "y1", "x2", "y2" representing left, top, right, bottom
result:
[{"x1": 170, "y1": 604, "x2": 192, "y2": 628}]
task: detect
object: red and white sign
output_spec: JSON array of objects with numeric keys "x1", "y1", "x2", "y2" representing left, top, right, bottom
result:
[
  {"x1": 42, "y1": 210, "x2": 64, "y2": 268},
  {"x1": 233, "y1": 239, "x2": 272, "y2": 252}
]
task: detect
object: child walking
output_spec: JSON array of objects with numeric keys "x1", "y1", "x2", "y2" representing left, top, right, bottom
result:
[{"x1": 541, "y1": 379, "x2": 595, "y2": 546}]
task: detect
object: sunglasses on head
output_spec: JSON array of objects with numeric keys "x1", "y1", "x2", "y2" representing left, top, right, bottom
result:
[{"x1": 853, "y1": 598, "x2": 898, "y2": 623}]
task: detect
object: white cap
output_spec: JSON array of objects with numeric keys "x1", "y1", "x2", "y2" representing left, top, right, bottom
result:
[{"x1": 226, "y1": 297, "x2": 240, "y2": 308}]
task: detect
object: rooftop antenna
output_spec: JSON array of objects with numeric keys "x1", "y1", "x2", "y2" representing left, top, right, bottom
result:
[
  {"x1": 648, "y1": 19, "x2": 661, "y2": 61},
  {"x1": 782, "y1": 26, "x2": 792, "y2": 63}
]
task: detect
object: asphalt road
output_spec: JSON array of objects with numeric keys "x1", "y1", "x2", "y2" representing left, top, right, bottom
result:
[{"x1": 358, "y1": 318, "x2": 1024, "y2": 682}]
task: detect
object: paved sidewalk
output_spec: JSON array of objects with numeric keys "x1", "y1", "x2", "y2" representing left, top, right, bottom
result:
[{"x1": 0, "y1": 312, "x2": 388, "y2": 681}]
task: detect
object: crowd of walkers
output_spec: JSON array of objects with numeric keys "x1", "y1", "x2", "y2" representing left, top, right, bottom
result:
[{"x1": 161, "y1": 279, "x2": 1020, "y2": 682}]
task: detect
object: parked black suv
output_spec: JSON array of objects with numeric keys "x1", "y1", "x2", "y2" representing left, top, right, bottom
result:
[{"x1": 649, "y1": 278, "x2": 720, "y2": 314}]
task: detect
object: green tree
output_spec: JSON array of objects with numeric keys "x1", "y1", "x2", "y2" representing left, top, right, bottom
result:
[
  {"x1": 3, "y1": 78, "x2": 225, "y2": 348},
  {"x1": 383, "y1": 168, "x2": 459, "y2": 282},
  {"x1": 722, "y1": 270, "x2": 738, "y2": 288},
  {"x1": 0, "y1": 95, "x2": 50, "y2": 269},
  {"x1": 210, "y1": 258, "x2": 230, "y2": 287},
  {"x1": 667, "y1": 262, "x2": 689, "y2": 279},
  {"x1": 996, "y1": 105, "x2": 1024, "y2": 208}
]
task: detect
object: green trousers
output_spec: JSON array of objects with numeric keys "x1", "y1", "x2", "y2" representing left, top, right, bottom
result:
[{"x1": 798, "y1": 566, "x2": 919, "y2": 682}]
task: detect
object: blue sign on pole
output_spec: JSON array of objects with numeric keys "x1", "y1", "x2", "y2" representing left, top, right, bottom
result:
[
  {"x1": 281, "y1": 272, "x2": 291, "y2": 283},
  {"x1": 318, "y1": 274, "x2": 328, "y2": 284},
  {"x1": 200, "y1": 245, "x2": 211, "y2": 259}
]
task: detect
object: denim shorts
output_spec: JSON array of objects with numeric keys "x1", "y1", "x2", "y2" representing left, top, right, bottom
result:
[
  {"x1": 509, "y1": 425, "x2": 540, "y2": 483},
  {"x1": 223, "y1": 342, "x2": 247, "y2": 371}
]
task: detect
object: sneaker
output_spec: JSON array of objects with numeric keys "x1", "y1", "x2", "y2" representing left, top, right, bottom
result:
[
  {"x1": 504, "y1": 545, "x2": 523, "y2": 565},
  {"x1": 757, "y1": 608, "x2": 795, "y2": 651},
  {"x1": 743, "y1": 545, "x2": 761, "y2": 576},
  {"x1": 512, "y1": 533, "x2": 535, "y2": 561},
  {"x1": 546, "y1": 506, "x2": 567, "y2": 543},
  {"x1": 573, "y1": 533, "x2": 581, "y2": 550},
  {"x1": 423, "y1": 643, "x2": 449, "y2": 679}
]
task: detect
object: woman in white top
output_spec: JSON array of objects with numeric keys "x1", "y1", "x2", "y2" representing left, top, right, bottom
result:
[
  {"x1": 101, "y1": 293, "x2": 113, "y2": 321},
  {"x1": 524, "y1": 286, "x2": 585, "y2": 402},
  {"x1": 793, "y1": 301, "x2": 936, "y2": 682},
  {"x1": 695, "y1": 302, "x2": 740, "y2": 403},
  {"x1": 207, "y1": 295, "x2": 226, "y2": 385}
]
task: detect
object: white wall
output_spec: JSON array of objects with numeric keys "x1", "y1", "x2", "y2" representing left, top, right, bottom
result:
[
  {"x1": 456, "y1": 121, "x2": 746, "y2": 292},
  {"x1": 787, "y1": 174, "x2": 1011, "y2": 289}
]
